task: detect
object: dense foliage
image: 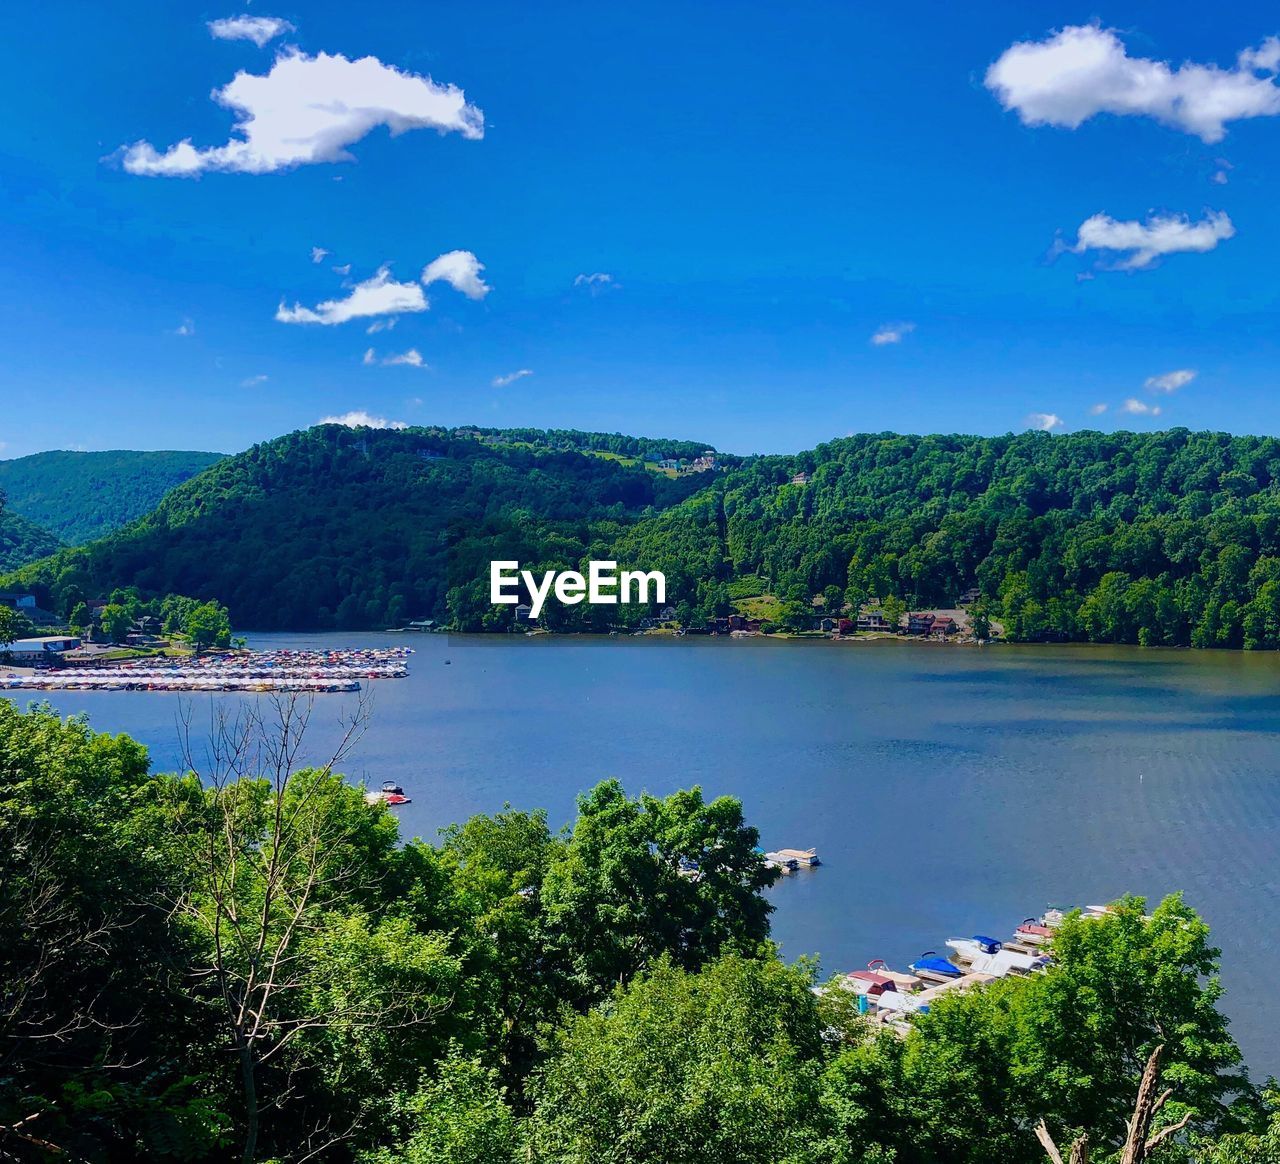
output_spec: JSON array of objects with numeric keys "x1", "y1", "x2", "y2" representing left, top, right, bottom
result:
[
  {"x1": 615, "y1": 429, "x2": 1280, "y2": 648},
  {"x1": 0, "y1": 504, "x2": 62, "y2": 573},
  {"x1": 0, "y1": 450, "x2": 224, "y2": 546},
  {"x1": 14, "y1": 426, "x2": 1280, "y2": 649},
  {"x1": 2, "y1": 426, "x2": 710, "y2": 631},
  {"x1": 0, "y1": 702, "x2": 1267, "y2": 1163}
]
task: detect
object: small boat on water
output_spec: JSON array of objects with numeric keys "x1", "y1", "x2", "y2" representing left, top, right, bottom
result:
[
  {"x1": 763, "y1": 851, "x2": 800, "y2": 871},
  {"x1": 968, "y1": 947, "x2": 1051, "y2": 977},
  {"x1": 364, "y1": 780, "x2": 412, "y2": 806}
]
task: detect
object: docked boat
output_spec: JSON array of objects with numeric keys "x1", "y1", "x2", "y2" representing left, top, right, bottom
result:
[
  {"x1": 909, "y1": 951, "x2": 965, "y2": 982},
  {"x1": 945, "y1": 935, "x2": 1003, "y2": 963},
  {"x1": 763, "y1": 851, "x2": 800, "y2": 871},
  {"x1": 774, "y1": 847, "x2": 820, "y2": 867},
  {"x1": 967, "y1": 947, "x2": 1051, "y2": 977},
  {"x1": 865, "y1": 959, "x2": 923, "y2": 992},
  {"x1": 1014, "y1": 919, "x2": 1054, "y2": 946},
  {"x1": 844, "y1": 970, "x2": 898, "y2": 997}
]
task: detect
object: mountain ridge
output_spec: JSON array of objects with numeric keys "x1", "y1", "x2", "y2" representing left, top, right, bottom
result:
[{"x1": 9, "y1": 423, "x2": 1280, "y2": 649}]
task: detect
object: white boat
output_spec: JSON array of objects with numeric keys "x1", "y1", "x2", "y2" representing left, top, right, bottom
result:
[
  {"x1": 944, "y1": 935, "x2": 1003, "y2": 963},
  {"x1": 967, "y1": 947, "x2": 1051, "y2": 977}
]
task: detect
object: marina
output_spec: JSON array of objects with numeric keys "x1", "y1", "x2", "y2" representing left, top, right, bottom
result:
[
  {"x1": 0, "y1": 646, "x2": 413, "y2": 693},
  {"x1": 827, "y1": 903, "x2": 1110, "y2": 1031}
]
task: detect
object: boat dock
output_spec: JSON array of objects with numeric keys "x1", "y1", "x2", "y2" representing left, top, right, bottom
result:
[
  {"x1": 821, "y1": 902, "x2": 1116, "y2": 1033},
  {"x1": 764, "y1": 846, "x2": 821, "y2": 873},
  {"x1": 1, "y1": 646, "x2": 413, "y2": 694}
]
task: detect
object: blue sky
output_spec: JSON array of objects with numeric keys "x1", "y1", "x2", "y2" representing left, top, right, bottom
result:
[{"x1": 3, "y1": 2, "x2": 1280, "y2": 458}]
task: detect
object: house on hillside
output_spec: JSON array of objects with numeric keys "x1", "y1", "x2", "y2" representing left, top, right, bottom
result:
[
  {"x1": 931, "y1": 615, "x2": 957, "y2": 637},
  {"x1": 689, "y1": 453, "x2": 719, "y2": 473},
  {"x1": 515, "y1": 603, "x2": 537, "y2": 627},
  {"x1": 958, "y1": 587, "x2": 981, "y2": 606},
  {"x1": 857, "y1": 611, "x2": 891, "y2": 632},
  {"x1": 790, "y1": 471, "x2": 811, "y2": 486},
  {"x1": 657, "y1": 458, "x2": 680, "y2": 471},
  {"x1": 906, "y1": 613, "x2": 935, "y2": 635}
]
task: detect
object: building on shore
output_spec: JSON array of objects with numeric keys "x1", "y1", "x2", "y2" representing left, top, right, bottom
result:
[{"x1": 6, "y1": 635, "x2": 83, "y2": 664}]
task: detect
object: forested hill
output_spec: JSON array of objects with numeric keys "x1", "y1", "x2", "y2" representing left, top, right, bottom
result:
[
  {"x1": 12, "y1": 425, "x2": 1280, "y2": 649},
  {"x1": 616, "y1": 429, "x2": 1280, "y2": 649},
  {"x1": 0, "y1": 448, "x2": 225, "y2": 546},
  {"x1": 1, "y1": 425, "x2": 716, "y2": 630},
  {"x1": 0, "y1": 506, "x2": 63, "y2": 573}
]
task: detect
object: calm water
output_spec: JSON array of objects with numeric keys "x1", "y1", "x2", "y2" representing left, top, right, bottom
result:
[{"x1": 12, "y1": 632, "x2": 1280, "y2": 1076}]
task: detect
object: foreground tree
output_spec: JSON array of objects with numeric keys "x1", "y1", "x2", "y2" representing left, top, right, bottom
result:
[
  {"x1": 164, "y1": 695, "x2": 462, "y2": 1163},
  {"x1": 539, "y1": 780, "x2": 779, "y2": 1007},
  {"x1": 0, "y1": 703, "x2": 228, "y2": 1160},
  {"x1": 528, "y1": 954, "x2": 834, "y2": 1164}
]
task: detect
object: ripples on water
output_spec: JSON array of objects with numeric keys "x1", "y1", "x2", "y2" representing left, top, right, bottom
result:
[{"x1": 14, "y1": 633, "x2": 1280, "y2": 1075}]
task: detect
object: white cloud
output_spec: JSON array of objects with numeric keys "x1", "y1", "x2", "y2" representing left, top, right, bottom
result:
[
  {"x1": 986, "y1": 25, "x2": 1280, "y2": 143},
  {"x1": 207, "y1": 15, "x2": 294, "y2": 47},
  {"x1": 318, "y1": 410, "x2": 407, "y2": 429},
  {"x1": 121, "y1": 50, "x2": 483, "y2": 176},
  {"x1": 870, "y1": 321, "x2": 915, "y2": 346},
  {"x1": 421, "y1": 250, "x2": 490, "y2": 299},
  {"x1": 366, "y1": 317, "x2": 397, "y2": 334},
  {"x1": 1211, "y1": 170, "x2": 1229, "y2": 185},
  {"x1": 383, "y1": 348, "x2": 426, "y2": 368},
  {"x1": 311, "y1": 246, "x2": 328, "y2": 264},
  {"x1": 1027, "y1": 412, "x2": 1064, "y2": 431},
  {"x1": 1145, "y1": 368, "x2": 1196, "y2": 393},
  {"x1": 574, "y1": 272, "x2": 614, "y2": 288},
  {"x1": 1088, "y1": 403, "x2": 1108, "y2": 415},
  {"x1": 364, "y1": 347, "x2": 427, "y2": 368},
  {"x1": 1240, "y1": 36, "x2": 1280, "y2": 73},
  {"x1": 277, "y1": 265, "x2": 427, "y2": 325},
  {"x1": 172, "y1": 317, "x2": 195, "y2": 336},
  {"x1": 333, "y1": 263, "x2": 351, "y2": 275},
  {"x1": 1067, "y1": 210, "x2": 1234, "y2": 270},
  {"x1": 1120, "y1": 398, "x2": 1163, "y2": 416},
  {"x1": 492, "y1": 368, "x2": 533, "y2": 388},
  {"x1": 241, "y1": 373, "x2": 268, "y2": 387}
]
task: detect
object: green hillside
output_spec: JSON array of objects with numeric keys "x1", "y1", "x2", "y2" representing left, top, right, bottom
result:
[
  {"x1": 12, "y1": 425, "x2": 1280, "y2": 649},
  {"x1": 2, "y1": 425, "x2": 715, "y2": 629},
  {"x1": 0, "y1": 506, "x2": 63, "y2": 573},
  {"x1": 0, "y1": 448, "x2": 225, "y2": 545},
  {"x1": 615, "y1": 428, "x2": 1280, "y2": 648}
]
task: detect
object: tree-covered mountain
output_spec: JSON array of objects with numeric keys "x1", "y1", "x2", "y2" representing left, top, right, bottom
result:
[
  {"x1": 0, "y1": 448, "x2": 225, "y2": 546},
  {"x1": 0, "y1": 505, "x2": 63, "y2": 573},
  {"x1": 1, "y1": 425, "x2": 714, "y2": 630},
  {"x1": 12, "y1": 424, "x2": 1280, "y2": 650}
]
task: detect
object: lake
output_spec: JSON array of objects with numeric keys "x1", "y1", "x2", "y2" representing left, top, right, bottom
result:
[{"x1": 11, "y1": 631, "x2": 1280, "y2": 1076}]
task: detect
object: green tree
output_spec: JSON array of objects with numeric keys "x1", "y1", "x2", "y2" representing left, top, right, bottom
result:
[
  {"x1": 539, "y1": 780, "x2": 779, "y2": 1008},
  {"x1": 360, "y1": 1052, "x2": 520, "y2": 1164},
  {"x1": 0, "y1": 605, "x2": 20, "y2": 646},
  {"x1": 528, "y1": 954, "x2": 833, "y2": 1164},
  {"x1": 879, "y1": 594, "x2": 906, "y2": 632},
  {"x1": 184, "y1": 600, "x2": 231, "y2": 651},
  {"x1": 0, "y1": 703, "x2": 229, "y2": 1159},
  {"x1": 98, "y1": 601, "x2": 132, "y2": 643},
  {"x1": 67, "y1": 600, "x2": 89, "y2": 636}
]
